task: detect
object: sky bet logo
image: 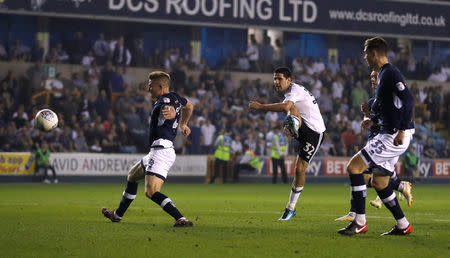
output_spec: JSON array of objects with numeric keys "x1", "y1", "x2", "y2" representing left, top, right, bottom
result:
[{"x1": 434, "y1": 160, "x2": 450, "y2": 177}]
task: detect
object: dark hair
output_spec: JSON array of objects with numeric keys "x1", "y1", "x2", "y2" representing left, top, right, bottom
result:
[
  {"x1": 274, "y1": 67, "x2": 292, "y2": 79},
  {"x1": 364, "y1": 36, "x2": 388, "y2": 56},
  {"x1": 148, "y1": 71, "x2": 171, "y2": 86}
]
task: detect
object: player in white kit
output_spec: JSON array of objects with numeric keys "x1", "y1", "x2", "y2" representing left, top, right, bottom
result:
[{"x1": 249, "y1": 67, "x2": 326, "y2": 220}]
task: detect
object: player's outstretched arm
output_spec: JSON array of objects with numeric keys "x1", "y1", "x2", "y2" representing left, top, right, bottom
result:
[
  {"x1": 180, "y1": 100, "x2": 193, "y2": 136},
  {"x1": 248, "y1": 100, "x2": 294, "y2": 114}
]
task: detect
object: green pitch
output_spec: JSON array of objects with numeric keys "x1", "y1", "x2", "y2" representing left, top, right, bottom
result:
[{"x1": 0, "y1": 183, "x2": 449, "y2": 257}]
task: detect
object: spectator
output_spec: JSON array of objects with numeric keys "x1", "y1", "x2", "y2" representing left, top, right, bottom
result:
[
  {"x1": 111, "y1": 66, "x2": 125, "y2": 93},
  {"x1": 101, "y1": 126, "x2": 119, "y2": 153},
  {"x1": 428, "y1": 68, "x2": 447, "y2": 82},
  {"x1": 413, "y1": 137, "x2": 424, "y2": 159},
  {"x1": 81, "y1": 50, "x2": 96, "y2": 66},
  {"x1": 171, "y1": 59, "x2": 187, "y2": 91},
  {"x1": 31, "y1": 40, "x2": 45, "y2": 62},
  {"x1": 100, "y1": 60, "x2": 114, "y2": 100},
  {"x1": 50, "y1": 73, "x2": 64, "y2": 109},
  {"x1": 441, "y1": 62, "x2": 450, "y2": 80},
  {"x1": 234, "y1": 144, "x2": 263, "y2": 182},
  {"x1": 341, "y1": 58, "x2": 355, "y2": 75},
  {"x1": 27, "y1": 61, "x2": 47, "y2": 98},
  {"x1": 403, "y1": 145, "x2": 419, "y2": 183},
  {"x1": 58, "y1": 125, "x2": 74, "y2": 152},
  {"x1": 340, "y1": 122, "x2": 355, "y2": 154},
  {"x1": 416, "y1": 56, "x2": 432, "y2": 80},
  {"x1": 92, "y1": 32, "x2": 110, "y2": 65},
  {"x1": 112, "y1": 37, "x2": 131, "y2": 66},
  {"x1": 350, "y1": 80, "x2": 368, "y2": 109},
  {"x1": 10, "y1": 39, "x2": 31, "y2": 61},
  {"x1": 327, "y1": 55, "x2": 340, "y2": 75},
  {"x1": 443, "y1": 142, "x2": 450, "y2": 158},
  {"x1": 73, "y1": 128, "x2": 89, "y2": 152},
  {"x1": 423, "y1": 136, "x2": 438, "y2": 159},
  {"x1": 1, "y1": 70, "x2": 18, "y2": 98},
  {"x1": 246, "y1": 35, "x2": 260, "y2": 72},
  {"x1": 260, "y1": 36, "x2": 274, "y2": 72},
  {"x1": 69, "y1": 31, "x2": 89, "y2": 64},
  {"x1": 187, "y1": 116, "x2": 202, "y2": 154},
  {"x1": 320, "y1": 134, "x2": 337, "y2": 156},
  {"x1": 149, "y1": 48, "x2": 164, "y2": 68},
  {"x1": 47, "y1": 42, "x2": 70, "y2": 63},
  {"x1": 121, "y1": 66, "x2": 132, "y2": 86},
  {"x1": 237, "y1": 51, "x2": 250, "y2": 71},
  {"x1": 35, "y1": 141, "x2": 58, "y2": 184},
  {"x1": 16, "y1": 124, "x2": 34, "y2": 151},
  {"x1": 201, "y1": 118, "x2": 216, "y2": 154},
  {"x1": 272, "y1": 38, "x2": 285, "y2": 68},
  {"x1": 312, "y1": 56, "x2": 325, "y2": 74},
  {"x1": 94, "y1": 90, "x2": 111, "y2": 121},
  {"x1": 117, "y1": 121, "x2": 136, "y2": 153},
  {"x1": 85, "y1": 74, "x2": 99, "y2": 101},
  {"x1": 332, "y1": 76, "x2": 344, "y2": 100},
  {"x1": 12, "y1": 104, "x2": 29, "y2": 129},
  {"x1": 231, "y1": 134, "x2": 243, "y2": 155},
  {"x1": 0, "y1": 40, "x2": 8, "y2": 60},
  {"x1": 131, "y1": 37, "x2": 146, "y2": 67}
]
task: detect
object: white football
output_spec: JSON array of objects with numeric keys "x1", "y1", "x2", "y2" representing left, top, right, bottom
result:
[{"x1": 34, "y1": 109, "x2": 58, "y2": 132}]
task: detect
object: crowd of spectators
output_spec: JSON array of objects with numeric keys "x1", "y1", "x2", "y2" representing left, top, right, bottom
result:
[
  {"x1": 0, "y1": 33, "x2": 449, "y2": 160},
  {"x1": 1, "y1": 32, "x2": 449, "y2": 81}
]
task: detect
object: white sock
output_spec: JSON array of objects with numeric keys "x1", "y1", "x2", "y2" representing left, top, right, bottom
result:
[
  {"x1": 396, "y1": 217, "x2": 409, "y2": 229},
  {"x1": 287, "y1": 186, "x2": 303, "y2": 210},
  {"x1": 355, "y1": 214, "x2": 366, "y2": 226}
]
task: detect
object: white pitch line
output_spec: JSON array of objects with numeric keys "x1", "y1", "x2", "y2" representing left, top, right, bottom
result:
[{"x1": 2, "y1": 203, "x2": 449, "y2": 222}]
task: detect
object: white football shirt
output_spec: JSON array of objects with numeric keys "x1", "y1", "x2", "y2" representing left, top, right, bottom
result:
[{"x1": 283, "y1": 83, "x2": 326, "y2": 133}]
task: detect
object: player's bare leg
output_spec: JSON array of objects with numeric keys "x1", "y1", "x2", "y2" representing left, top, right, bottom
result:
[
  {"x1": 102, "y1": 162, "x2": 144, "y2": 222},
  {"x1": 338, "y1": 154, "x2": 369, "y2": 235},
  {"x1": 145, "y1": 175, "x2": 193, "y2": 227},
  {"x1": 279, "y1": 156, "x2": 307, "y2": 221}
]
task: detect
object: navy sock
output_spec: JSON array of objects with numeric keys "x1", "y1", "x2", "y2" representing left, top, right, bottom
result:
[
  {"x1": 376, "y1": 185, "x2": 404, "y2": 220},
  {"x1": 350, "y1": 198, "x2": 356, "y2": 213},
  {"x1": 116, "y1": 181, "x2": 138, "y2": 217},
  {"x1": 390, "y1": 174, "x2": 401, "y2": 191},
  {"x1": 349, "y1": 174, "x2": 366, "y2": 215},
  {"x1": 151, "y1": 192, "x2": 183, "y2": 220}
]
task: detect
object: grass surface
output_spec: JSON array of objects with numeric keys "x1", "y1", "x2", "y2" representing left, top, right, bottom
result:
[{"x1": 0, "y1": 183, "x2": 449, "y2": 257}]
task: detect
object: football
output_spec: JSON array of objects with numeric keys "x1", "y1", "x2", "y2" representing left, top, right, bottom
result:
[{"x1": 34, "y1": 109, "x2": 58, "y2": 132}]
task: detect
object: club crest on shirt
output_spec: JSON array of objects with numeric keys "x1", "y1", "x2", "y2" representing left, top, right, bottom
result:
[{"x1": 396, "y1": 82, "x2": 405, "y2": 91}]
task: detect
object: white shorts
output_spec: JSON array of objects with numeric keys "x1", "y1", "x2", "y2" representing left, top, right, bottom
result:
[
  {"x1": 141, "y1": 147, "x2": 176, "y2": 181},
  {"x1": 359, "y1": 129, "x2": 415, "y2": 175}
]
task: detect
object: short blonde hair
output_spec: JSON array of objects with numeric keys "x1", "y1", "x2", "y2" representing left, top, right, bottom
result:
[{"x1": 148, "y1": 71, "x2": 171, "y2": 87}]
